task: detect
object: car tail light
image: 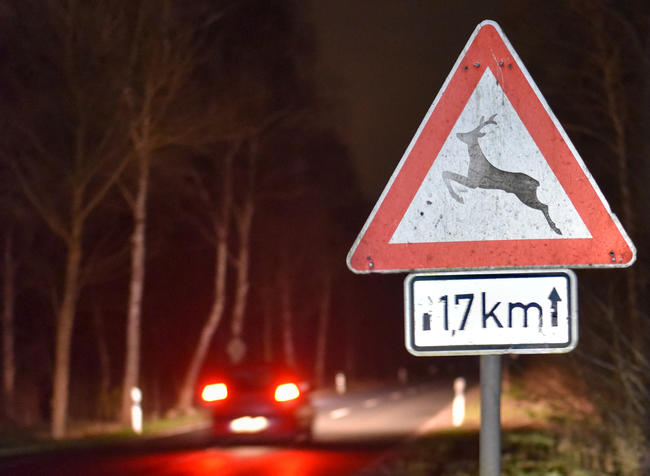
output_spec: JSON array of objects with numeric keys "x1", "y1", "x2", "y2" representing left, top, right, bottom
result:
[
  {"x1": 202, "y1": 383, "x2": 228, "y2": 402},
  {"x1": 274, "y1": 382, "x2": 300, "y2": 402}
]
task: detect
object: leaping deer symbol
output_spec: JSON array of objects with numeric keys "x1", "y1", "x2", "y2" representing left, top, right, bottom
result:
[{"x1": 442, "y1": 114, "x2": 562, "y2": 235}]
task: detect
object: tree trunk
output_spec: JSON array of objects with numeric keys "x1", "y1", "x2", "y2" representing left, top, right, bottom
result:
[
  {"x1": 314, "y1": 271, "x2": 331, "y2": 388},
  {"x1": 228, "y1": 139, "x2": 256, "y2": 364},
  {"x1": 176, "y1": 225, "x2": 229, "y2": 412},
  {"x1": 280, "y1": 271, "x2": 296, "y2": 367},
  {"x1": 51, "y1": 216, "x2": 83, "y2": 439},
  {"x1": 228, "y1": 199, "x2": 253, "y2": 364},
  {"x1": 2, "y1": 228, "x2": 15, "y2": 419},
  {"x1": 120, "y1": 154, "x2": 149, "y2": 424},
  {"x1": 92, "y1": 303, "x2": 111, "y2": 419},
  {"x1": 175, "y1": 151, "x2": 233, "y2": 413}
]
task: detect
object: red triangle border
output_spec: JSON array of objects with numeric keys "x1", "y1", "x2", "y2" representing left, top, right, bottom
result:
[{"x1": 347, "y1": 21, "x2": 636, "y2": 273}]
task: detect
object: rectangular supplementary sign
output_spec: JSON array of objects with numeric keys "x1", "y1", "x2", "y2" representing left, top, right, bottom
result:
[{"x1": 405, "y1": 270, "x2": 577, "y2": 356}]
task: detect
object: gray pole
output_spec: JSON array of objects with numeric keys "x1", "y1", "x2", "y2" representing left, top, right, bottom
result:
[{"x1": 480, "y1": 355, "x2": 502, "y2": 476}]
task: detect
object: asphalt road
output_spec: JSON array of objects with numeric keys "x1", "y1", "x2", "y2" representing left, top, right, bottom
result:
[{"x1": 0, "y1": 380, "x2": 455, "y2": 476}]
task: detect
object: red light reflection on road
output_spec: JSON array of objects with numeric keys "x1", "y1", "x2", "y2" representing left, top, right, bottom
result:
[{"x1": 92, "y1": 446, "x2": 378, "y2": 476}]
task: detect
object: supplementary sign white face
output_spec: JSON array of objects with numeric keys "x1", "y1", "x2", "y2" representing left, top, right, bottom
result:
[
  {"x1": 391, "y1": 69, "x2": 591, "y2": 244},
  {"x1": 405, "y1": 270, "x2": 577, "y2": 356}
]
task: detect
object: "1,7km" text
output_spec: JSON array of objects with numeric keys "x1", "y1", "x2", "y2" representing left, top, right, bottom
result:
[{"x1": 422, "y1": 290, "x2": 561, "y2": 333}]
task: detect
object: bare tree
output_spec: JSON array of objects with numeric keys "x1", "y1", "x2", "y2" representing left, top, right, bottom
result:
[
  {"x1": 116, "y1": 0, "x2": 224, "y2": 426},
  {"x1": 506, "y1": 1, "x2": 649, "y2": 472},
  {"x1": 174, "y1": 141, "x2": 238, "y2": 413},
  {"x1": 227, "y1": 138, "x2": 258, "y2": 364},
  {"x1": 575, "y1": 4, "x2": 649, "y2": 468},
  {"x1": 3, "y1": 0, "x2": 132, "y2": 438}
]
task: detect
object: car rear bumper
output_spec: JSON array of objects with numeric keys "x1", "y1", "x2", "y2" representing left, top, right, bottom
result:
[{"x1": 209, "y1": 403, "x2": 313, "y2": 438}]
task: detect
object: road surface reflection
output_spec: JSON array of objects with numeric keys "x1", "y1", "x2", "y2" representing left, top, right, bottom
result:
[
  {"x1": 60, "y1": 445, "x2": 381, "y2": 476},
  {"x1": 1, "y1": 382, "x2": 456, "y2": 476}
]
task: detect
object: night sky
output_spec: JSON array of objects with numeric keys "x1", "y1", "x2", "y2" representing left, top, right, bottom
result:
[{"x1": 304, "y1": 0, "x2": 507, "y2": 199}]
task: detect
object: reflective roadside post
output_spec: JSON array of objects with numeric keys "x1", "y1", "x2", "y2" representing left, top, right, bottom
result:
[
  {"x1": 131, "y1": 387, "x2": 143, "y2": 435},
  {"x1": 452, "y1": 377, "x2": 466, "y2": 427},
  {"x1": 335, "y1": 372, "x2": 346, "y2": 394}
]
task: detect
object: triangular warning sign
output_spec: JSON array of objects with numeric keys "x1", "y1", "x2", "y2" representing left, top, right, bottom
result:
[{"x1": 347, "y1": 20, "x2": 636, "y2": 273}]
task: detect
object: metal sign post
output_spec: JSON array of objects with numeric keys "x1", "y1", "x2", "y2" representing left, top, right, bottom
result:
[
  {"x1": 480, "y1": 355, "x2": 501, "y2": 476},
  {"x1": 405, "y1": 269, "x2": 577, "y2": 474}
]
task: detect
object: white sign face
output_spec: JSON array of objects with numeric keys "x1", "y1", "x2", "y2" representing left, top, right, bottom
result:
[
  {"x1": 405, "y1": 270, "x2": 577, "y2": 356},
  {"x1": 390, "y1": 68, "x2": 591, "y2": 244}
]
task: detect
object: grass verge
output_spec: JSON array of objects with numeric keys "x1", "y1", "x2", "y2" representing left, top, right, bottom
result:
[
  {"x1": 363, "y1": 429, "x2": 596, "y2": 476},
  {"x1": 0, "y1": 410, "x2": 210, "y2": 457}
]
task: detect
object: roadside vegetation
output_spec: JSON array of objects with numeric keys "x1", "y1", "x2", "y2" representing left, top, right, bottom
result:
[
  {"x1": 366, "y1": 356, "x2": 645, "y2": 475},
  {"x1": 365, "y1": 429, "x2": 598, "y2": 476},
  {"x1": 0, "y1": 411, "x2": 209, "y2": 457}
]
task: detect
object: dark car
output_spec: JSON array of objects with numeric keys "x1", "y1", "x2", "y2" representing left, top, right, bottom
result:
[{"x1": 199, "y1": 363, "x2": 314, "y2": 442}]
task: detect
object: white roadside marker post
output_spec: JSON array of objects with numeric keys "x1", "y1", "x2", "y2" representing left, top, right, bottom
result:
[
  {"x1": 131, "y1": 387, "x2": 143, "y2": 435},
  {"x1": 452, "y1": 377, "x2": 466, "y2": 427}
]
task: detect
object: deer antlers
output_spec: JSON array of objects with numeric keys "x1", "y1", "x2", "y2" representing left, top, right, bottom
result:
[
  {"x1": 465, "y1": 114, "x2": 498, "y2": 138},
  {"x1": 478, "y1": 114, "x2": 497, "y2": 130}
]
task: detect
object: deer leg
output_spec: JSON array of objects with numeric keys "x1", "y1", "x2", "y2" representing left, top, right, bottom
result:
[
  {"x1": 516, "y1": 190, "x2": 562, "y2": 235},
  {"x1": 540, "y1": 205, "x2": 562, "y2": 235},
  {"x1": 442, "y1": 171, "x2": 476, "y2": 204}
]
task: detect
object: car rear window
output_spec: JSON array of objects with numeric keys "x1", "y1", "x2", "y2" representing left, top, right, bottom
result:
[{"x1": 230, "y1": 366, "x2": 275, "y2": 390}]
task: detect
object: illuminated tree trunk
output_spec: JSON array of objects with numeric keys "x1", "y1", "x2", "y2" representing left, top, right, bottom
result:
[
  {"x1": 228, "y1": 198, "x2": 253, "y2": 364},
  {"x1": 228, "y1": 139, "x2": 257, "y2": 364},
  {"x1": 51, "y1": 210, "x2": 83, "y2": 439},
  {"x1": 120, "y1": 154, "x2": 149, "y2": 424},
  {"x1": 176, "y1": 150, "x2": 234, "y2": 413},
  {"x1": 176, "y1": 224, "x2": 229, "y2": 412},
  {"x1": 118, "y1": 0, "x2": 221, "y2": 419}
]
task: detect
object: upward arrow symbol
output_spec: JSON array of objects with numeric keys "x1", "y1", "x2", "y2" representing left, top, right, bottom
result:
[{"x1": 548, "y1": 288, "x2": 561, "y2": 327}]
